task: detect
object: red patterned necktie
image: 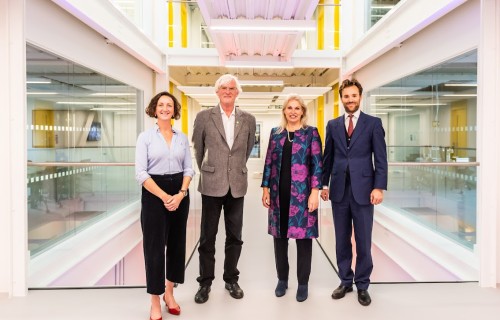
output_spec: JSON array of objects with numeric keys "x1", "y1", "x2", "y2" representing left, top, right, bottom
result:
[{"x1": 347, "y1": 114, "x2": 354, "y2": 137}]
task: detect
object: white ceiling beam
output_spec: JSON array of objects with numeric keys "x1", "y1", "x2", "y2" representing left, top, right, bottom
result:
[
  {"x1": 208, "y1": 19, "x2": 316, "y2": 33},
  {"x1": 300, "y1": 0, "x2": 320, "y2": 19},
  {"x1": 51, "y1": 0, "x2": 165, "y2": 73},
  {"x1": 167, "y1": 48, "x2": 341, "y2": 69}
]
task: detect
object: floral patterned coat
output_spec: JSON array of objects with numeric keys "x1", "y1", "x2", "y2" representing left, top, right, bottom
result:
[{"x1": 261, "y1": 126, "x2": 323, "y2": 239}]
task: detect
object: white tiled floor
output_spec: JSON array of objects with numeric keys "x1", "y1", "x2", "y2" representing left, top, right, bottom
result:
[{"x1": 2, "y1": 177, "x2": 500, "y2": 319}]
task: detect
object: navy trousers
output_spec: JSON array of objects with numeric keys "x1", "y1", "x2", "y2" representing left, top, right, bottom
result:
[{"x1": 331, "y1": 177, "x2": 374, "y2": 290}]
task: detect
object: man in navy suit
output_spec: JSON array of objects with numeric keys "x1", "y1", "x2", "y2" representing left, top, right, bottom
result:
[{"x1": 321, "y1": 79, "x2": 388, "y2": 306}]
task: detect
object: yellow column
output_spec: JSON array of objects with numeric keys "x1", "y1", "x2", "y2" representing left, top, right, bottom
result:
[
  {"x1": 317, "y1": 0, "x2": 324, "y2": 50},
  {"x1": 180, "y1": 2, "x2": 188, "y2": 133},
  {"x1": 334, "y1": 0, "x2": 340, "y2": 50},
  {"x1": 181, "y1": 93, "x2": 188, "y2": 134},
  {"x1": 181, "y1": 2, "x2": 187, "y2": 48},
  {"x1": 168, "y1": 0, "x2": 174, "y2": 47},
  {"x1": 317, "y1": 96, "x2": 325, "y2": 141},
  {"x1": 333, "y1": 83, "x2": 340, "y2": 118},
  {"x1": 169, "y1": 82, "x2": 175, "y2": 126}
]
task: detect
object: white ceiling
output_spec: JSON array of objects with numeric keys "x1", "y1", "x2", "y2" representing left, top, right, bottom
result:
[
  {"x1": 196, "y1": 0, "x2": 319, "y2": 67},
  {"x1": 170, "y1": 0, "x2": 336, "y2": 112},
  {"x1": 177, "y1": 85, "x2": 332, "y2": 114}
]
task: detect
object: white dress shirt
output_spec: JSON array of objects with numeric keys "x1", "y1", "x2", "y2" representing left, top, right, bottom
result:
[
  {"x1": 220, "y1": 104, "x2": 236, "y2": 149},
  {"x1": 345, "y1": 109, "x2": 361, "y2": 132}
]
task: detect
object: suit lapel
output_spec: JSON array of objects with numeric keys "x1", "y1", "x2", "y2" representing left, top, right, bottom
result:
[
  {"x1": 349, "y1": 112, "x2": 366, "y2": 147},
  {"x1": 335, "y1": 117, "x2": 348, "y2": 150},
  {"x1": 210, "y1": 106, "x2": 227, "y2": 144},
  {"x1": 234, "y1": 107, "x2": 242, "y2": 140}
]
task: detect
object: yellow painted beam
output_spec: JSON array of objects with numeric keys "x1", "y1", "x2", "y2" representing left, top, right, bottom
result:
[
  {"x1": 181, "y1": 92, "x2": 188, "y2": 134},
  {"x1": 333, "y1": 83, "x2": 339, "y2": 118},
  {"x1": 317, "y1": 0, "x2": 324, "y2": 50},
  {"x1": 317, "y1": 95, "x2": 325, "y2": 141},
  {"x1": 181, "y1": 2, "x2": 187, "y2": 48},
  {"x1": 334, "y1": 0, "x2": 340, "y2": 50},
  {"x1": 169, "y1": 82, "x2": 175, "y2": 126},
  {"x1": 168, "y1": 0, "x2": 173, "y2": 48}
]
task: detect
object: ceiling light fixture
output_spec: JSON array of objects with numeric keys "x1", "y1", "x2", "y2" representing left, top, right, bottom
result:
[
  {"x1": 444, "y1": 83, "x2": 477, "y2": 87},
  {"x1": 57, "y1": 102, "x2": 136, "y2": 105},
  {"x1": 375, "y1": 108, "x2": 413, "y2": 112},
  {"x1": 90, "y1": 93, "x2": 136, "y2": 96},
  {"x1": 371, "y1": 103, "x2": 446, "y2": 106},
  {"x1": 371, "y1": 94, "x2": 415, "y2": 97},
  {"x1": 26, "y1": 79, "x2": 51, "y2": 84},
  {"x1": 90, "y1": 107, "x2": 136, "y2": 111}
]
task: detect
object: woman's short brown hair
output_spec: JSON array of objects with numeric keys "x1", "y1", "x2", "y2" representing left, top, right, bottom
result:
[{"x1": 145, "y1": 91, "x2": 181, "y2": 120}]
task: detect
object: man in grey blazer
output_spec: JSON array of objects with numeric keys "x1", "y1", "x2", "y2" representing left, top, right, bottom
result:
[{"x1": 192, "y1": 74, "x2": 256, "y2": 303}]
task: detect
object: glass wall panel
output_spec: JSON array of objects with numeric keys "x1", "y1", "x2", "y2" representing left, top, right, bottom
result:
[
  {"x1": 26, "y1": 44, "x2": 140, "y2": 256},
  {"x1": 369, "y1": 50, "x2": 477, "y2": 249},
  {"x1": 368, "y1": 0, "x2": 402, "y2": 28}
]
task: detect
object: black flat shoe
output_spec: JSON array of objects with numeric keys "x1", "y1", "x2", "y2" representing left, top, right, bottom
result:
[
  {"x1": 357, "y1": 290, "x2": 371, "y2": 306},
  {"x1": 275, "y1": 280, "x2": 288, "y2": 297},
  {"x1": 225, "y1": 282, "x2": 244, "y2": 299},
  {"x1": 331, "y1": 285, "x2": 353, "y2": 299},
  {"x1": 296, "y1": 284, "x2": 308, "y2": 302},
  {"x1": 194, "y1": 286, "x2": 210, "y2": 304}
]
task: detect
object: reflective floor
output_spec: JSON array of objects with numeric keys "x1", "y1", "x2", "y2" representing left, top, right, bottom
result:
[{"x1": 2, "y1": 177, "x2": 500, "y2": 319}]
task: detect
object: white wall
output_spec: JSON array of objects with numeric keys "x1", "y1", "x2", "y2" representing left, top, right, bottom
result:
[
  {"x1": 354, "y1": 0, "x2": 480, "y2": 91},
  {"x1": 27, "y1": 0, "x2": 155, "y2": 107},
  {"x1": 0, "y1": 0, "x2": 161, "y2": 296},
  {"x1": 0, "y1": 0, "x2": 27, "y2": 297}
]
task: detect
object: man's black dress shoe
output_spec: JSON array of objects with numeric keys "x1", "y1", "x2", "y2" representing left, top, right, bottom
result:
[
  {"x1": 225, "y1": 282, "x2": 244, "y2": 299},
  {"x1": 331, "y1": 285, "x2": 353, "y2": 299},
  {"x1": 194, "y1": 286, "x2": 211, "y2": 304},
  {"x1": 357, "y1": 290, "x2": 371, "y2": 306}
]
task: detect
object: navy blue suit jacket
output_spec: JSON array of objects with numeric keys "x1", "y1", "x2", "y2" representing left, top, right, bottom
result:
[{"x1": 322, "y1": 112, "x2": 388, "y2": 205}]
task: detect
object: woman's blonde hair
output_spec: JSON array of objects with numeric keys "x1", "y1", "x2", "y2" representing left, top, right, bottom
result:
[{"x1": 276, "y1": 94, "x2": 308, "y2": 134}]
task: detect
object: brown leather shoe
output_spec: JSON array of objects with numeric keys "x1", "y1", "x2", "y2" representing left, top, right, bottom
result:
[{"x1": 331, "y1": 285, "x2": 353, "y2": 299}]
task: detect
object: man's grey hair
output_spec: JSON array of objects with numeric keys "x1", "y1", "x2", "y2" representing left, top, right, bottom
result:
[{"x1": 214, "y1": 74, "x2": 242, "y2": 94}]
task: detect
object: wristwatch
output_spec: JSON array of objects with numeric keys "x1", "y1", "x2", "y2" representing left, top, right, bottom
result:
[{"x1": 179, "y1": 189, "x2": 188, "y2": 197}]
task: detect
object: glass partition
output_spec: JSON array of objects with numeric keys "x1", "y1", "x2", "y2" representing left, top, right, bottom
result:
[
  {"x1": 368, "y1": 0, "x2": 402, "y2": 28},
  {"x1": 26, "y1": 44, "x2": 140, "y2": 256},
  {"x1": 27, "y1": 162, "x2": 139, "y2": 256}
]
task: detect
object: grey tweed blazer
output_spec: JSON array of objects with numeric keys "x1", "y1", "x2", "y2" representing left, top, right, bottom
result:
[{"x1": 192, "y1": 106, "x2": 256, "y2": 198}]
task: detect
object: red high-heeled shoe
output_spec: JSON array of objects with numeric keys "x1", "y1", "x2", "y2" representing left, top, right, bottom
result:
[
  {"x1": 163, "y1": 295, "x2": 181, "y2": 316},
  {"x1": 149, "y1": 307, "x2": 162, "y2": 320}
]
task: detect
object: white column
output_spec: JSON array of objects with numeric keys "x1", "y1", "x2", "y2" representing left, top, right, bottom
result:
[
  {"x1": 477, "y1": 0, "x2": 500, "y2": 287},
  {"x1": 0, "y1": 0, "x2": 28, "y2": 297},
  {"x1": 340, "y1": 0, "x2": 366, "y2": 57}
]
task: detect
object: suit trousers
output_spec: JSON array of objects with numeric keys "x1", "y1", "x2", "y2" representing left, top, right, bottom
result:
[
  {"x1": 274, "y1": 238, "x2": 312, "y2": 285},
  {"x1": 331, "y1": 176, "x2": 374, "y2": 290},
  {"x1": 197, "y1": 190, "x2": 244, "y2": 286},
  {"x1": 141, "y1": 173, "x2": 189, "y2": 295}
]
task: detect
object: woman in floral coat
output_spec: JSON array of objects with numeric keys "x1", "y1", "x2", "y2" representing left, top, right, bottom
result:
[{"x1": 261, "y1": 94, "x2": 323, "y2": 302}]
